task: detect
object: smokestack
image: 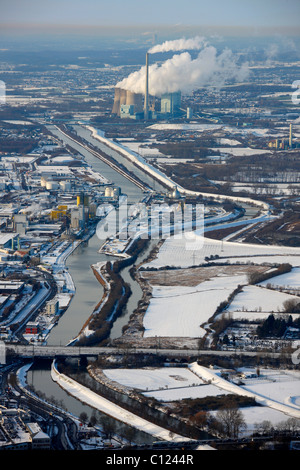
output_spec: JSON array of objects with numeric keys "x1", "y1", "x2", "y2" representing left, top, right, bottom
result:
[
  {"x1": 144, "y1": 52, "x2": 149, "y2": 120},
  {"x1": 289, "y1": 123, "x2": 293, "y2": 148}
]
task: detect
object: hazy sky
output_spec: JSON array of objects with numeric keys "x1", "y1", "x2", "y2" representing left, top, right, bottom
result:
[{"x1": 1, "y1": 0, "x2": 300, "y2": 29}]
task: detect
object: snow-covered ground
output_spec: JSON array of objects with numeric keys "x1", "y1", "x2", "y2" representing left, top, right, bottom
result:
[
  {"x1": 211, "y1": 147, "x2": 272, "y2": 156},
  {"x1": 51, "y1": 362, "x2": 190, "y2": 442},
  {"x1": 139, "y1": 233, "x2": 300, "y2": 338},
  {"x1": 143, "y1": 233, "x2": 300, "y2": 269},
  {"x1": 143, "y1": 274, "x2": 247, "y2": 338},
  {"x1": 103, "y1": 367, "x2": 228, "y2": 402},
  {"x1": 100, "y1": 363, "x2": 300, "y2": 435},
  {"x1": 190, "y1": 363, "x2": 300, "y2": 424},
  {"x1": 103, "y1": 367, "x2": 205, "y2": 390},
  {"x1": 259, "y1": 267, "x2": 300, "y2": 290},
  {"x1": 226, "y1": 285, "x2": 300, "y2": 314}
]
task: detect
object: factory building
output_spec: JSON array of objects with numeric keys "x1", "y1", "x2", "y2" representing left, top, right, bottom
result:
[
  {"x1": 112, "y1": 88, "x2": 143, "y2": 118},
  {"x1": 268, "y1": 124, "x2": 299, "y2": 150},
  {"x1": 113, "y1": 87, "x2": 182, "y2": 120},
  {"x1": 112, "y1": 53, "x2": 182, "y2": 120},
  {"x1": 160, "y1": 91, "x2": 181, "y2": 115}
]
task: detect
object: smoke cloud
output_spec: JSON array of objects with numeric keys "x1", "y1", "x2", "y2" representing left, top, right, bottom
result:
[
  {"x1": 148, "y1": 36, "x2": 207, "y2": 54},
  {"x1": 116, "y1": 42, "x2": 249, "y2": 97}
]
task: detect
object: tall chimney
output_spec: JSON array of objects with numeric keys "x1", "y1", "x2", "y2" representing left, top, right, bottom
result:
[
  {"x1": 289, "y1": 123, "x2": 293, "y2": 148},
  {"x1": 144, "y1": 52, "x2": 149, "y2": 120}
]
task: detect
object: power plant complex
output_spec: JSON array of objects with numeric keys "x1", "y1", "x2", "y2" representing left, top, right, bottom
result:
[{"x1": 112, "y1": 53, "x2": 183, "y2": 120}]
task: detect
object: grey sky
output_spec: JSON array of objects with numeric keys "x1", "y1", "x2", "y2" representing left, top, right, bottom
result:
[{"x1": 1, "y1": 0, "x2": 300, "y2": 29}]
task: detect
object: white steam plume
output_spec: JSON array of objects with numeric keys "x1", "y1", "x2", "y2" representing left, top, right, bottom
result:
[
  {"x1": 148, "y1": 36, "x2": 207, "y2": 54},
  {"x1": 116, "y1": 44, "x2": 249, "y2": 97}
]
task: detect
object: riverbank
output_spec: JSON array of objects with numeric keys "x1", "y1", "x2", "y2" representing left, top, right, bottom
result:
[{"x1": 51, "y1": 360, "x2": 191, "y2": 442}]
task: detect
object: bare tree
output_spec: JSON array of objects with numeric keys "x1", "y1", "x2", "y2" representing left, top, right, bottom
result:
[
  {"x1": 100, "y1": 416, "x2": 116, "y2": 442},
  {"x1": 216, "y1": 405, "x2": 246, "y2": 438},
  {"x1": 254, "y1": 419, "x2": 272, "y2": 435}
]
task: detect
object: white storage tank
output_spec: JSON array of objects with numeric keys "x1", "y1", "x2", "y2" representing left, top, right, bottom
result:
[
  {"x1": 59, "y1": 181, "x2": 71, "y2": 191},
  {"x1": 46, "y1": 181, "x2": 59, "y2": 190},
  {"x1": 105, "y1": 186, "x2": 114, "y2": 198}
]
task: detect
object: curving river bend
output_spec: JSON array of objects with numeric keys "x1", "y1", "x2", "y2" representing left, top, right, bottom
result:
[{"x1": 27, "y1": 124, "x2": 262, "y2": 434}]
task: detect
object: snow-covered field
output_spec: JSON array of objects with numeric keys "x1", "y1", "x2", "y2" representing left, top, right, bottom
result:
[
  {"x1": 226, "y1": 285, "x2": 300, "y2": 314},
  {"x1": 143, "y1": 274, "x2": 247, "y2": 338},
  {"x1": 103, "y1": 367, "x2": 205, "y2": 390},
  {"x1": 190, "y1": 363, "x2": 300, "y2": 423},
  {"x1": 140, "y1": 234, "x2": 300, "y2": 338},
  {"x1": 102, "y1": 364, "x2": 300, "y2": 434},
  {"x1": 103, "y1": 367, "x2": 229, "y2": 402},
  {"x1": 259, "y1": 267, "x2": 300, "y2": 290},
  {"x1": 211, "y1": 147, "x2": 272, "y2": 156},
  {"x1": 143, "y1": 233, "x2": 300, "y2": 269}
]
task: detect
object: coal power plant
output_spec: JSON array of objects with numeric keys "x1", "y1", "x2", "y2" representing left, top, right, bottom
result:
[
  {"x1": 112, "y1": 88, "x2": 143, "y2": 117},
  {"x1": 112, "y1": 85, "x2": 182, "y2": 120},
  {"x1": 112, "y1": 52, "x2": 182, "y2": 120}
]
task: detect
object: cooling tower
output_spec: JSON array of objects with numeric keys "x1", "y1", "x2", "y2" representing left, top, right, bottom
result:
[
  {"x1": 126, "y1": 90, "x2": 143, "y2": 113},
  {"x1": 112, "y1": 87, "x2": 128, "y2": 116},
  {"x1": 112, "y1": 87, "x2": 121, "y2": 114}
]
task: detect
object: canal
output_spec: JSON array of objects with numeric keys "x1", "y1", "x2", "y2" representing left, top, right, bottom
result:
[
  {"x1": 28, "y1": 124, "x2": 261, "y2": 440},
  {"x1": 28, "y1": 125, "x2": 167, "y2": 438}
]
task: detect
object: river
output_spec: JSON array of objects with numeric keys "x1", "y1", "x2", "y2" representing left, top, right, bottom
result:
[
  {"x1": 28, "y1": 124, "x2": 261, "y2": 438},
  {"x1": 28, "y1": 125, "x2": 169, "y2": 435},
  {"x1": 46, "y1": 124, "x2": 166, "y2": 346}
]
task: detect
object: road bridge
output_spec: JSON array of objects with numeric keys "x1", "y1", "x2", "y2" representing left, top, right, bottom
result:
[{"x1": 7, "y1": 344, "x2": 286, "y2": 361}]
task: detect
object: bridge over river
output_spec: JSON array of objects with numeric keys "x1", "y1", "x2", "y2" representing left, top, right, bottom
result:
[{"x1": 8, "y1": 344, "x2": 284, "y2": 360}]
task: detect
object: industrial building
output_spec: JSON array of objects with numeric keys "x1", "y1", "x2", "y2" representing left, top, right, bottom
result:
[
  {"x1": 112, "y1": 52, "x2": 182, "y2": 120},
  {"x1": 0, "y1": 408, "x2": 50, "y2": 450},
  {"x1": 160, "y1": 91, "x2": 181, "y2": 116},
  {"x1": 112, "y1": 88, "x2": 143, "y2": 119},
  {"x1": 113, "y1": 87, "x2": 182, "y2": 120},
  {"x1": 268, "y1": 124, "x2": 299, "y2": 149}
]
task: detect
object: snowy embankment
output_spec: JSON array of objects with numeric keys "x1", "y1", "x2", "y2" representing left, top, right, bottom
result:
[
  {"x1": 189, "y1": 363, "x2": 300, "y2": 420},
  {"x1": 85, "y1": 126, "x2": 270, "y2": 213},
  {"x1": 51, "y1": 361, "x2": 189, "y2": 442}
]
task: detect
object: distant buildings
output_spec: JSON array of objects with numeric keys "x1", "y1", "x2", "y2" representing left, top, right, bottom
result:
[
  {"x1": 113, "y1": 87, "x2": 182, "y2": 120},
  {"x1": 268, "y1": 124, "x2": 299, "y2": 149}
]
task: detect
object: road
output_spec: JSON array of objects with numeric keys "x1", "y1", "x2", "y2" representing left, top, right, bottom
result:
[{"x1": 8, "y1": 343, "x2": 286, "y2": 360}]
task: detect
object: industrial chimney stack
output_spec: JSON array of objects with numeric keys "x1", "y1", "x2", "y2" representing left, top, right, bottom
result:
[
  {"x1": 144, "y1": 52, "x2": 149, "y2": 120},
  {"x1": 289, "y1": 123, "x2": 293, "y2": 148}
]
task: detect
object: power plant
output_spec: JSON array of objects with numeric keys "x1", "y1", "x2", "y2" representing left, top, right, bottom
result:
[
  {"x1": 112, "y1": 52, "x2": 183, "y2": 121},
  {"x1": 112, "y1": 88, "x2": 143, "y2": 117},
  {"x1": 268, "y1": 123, "x2": 299, "y2": 150}
]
